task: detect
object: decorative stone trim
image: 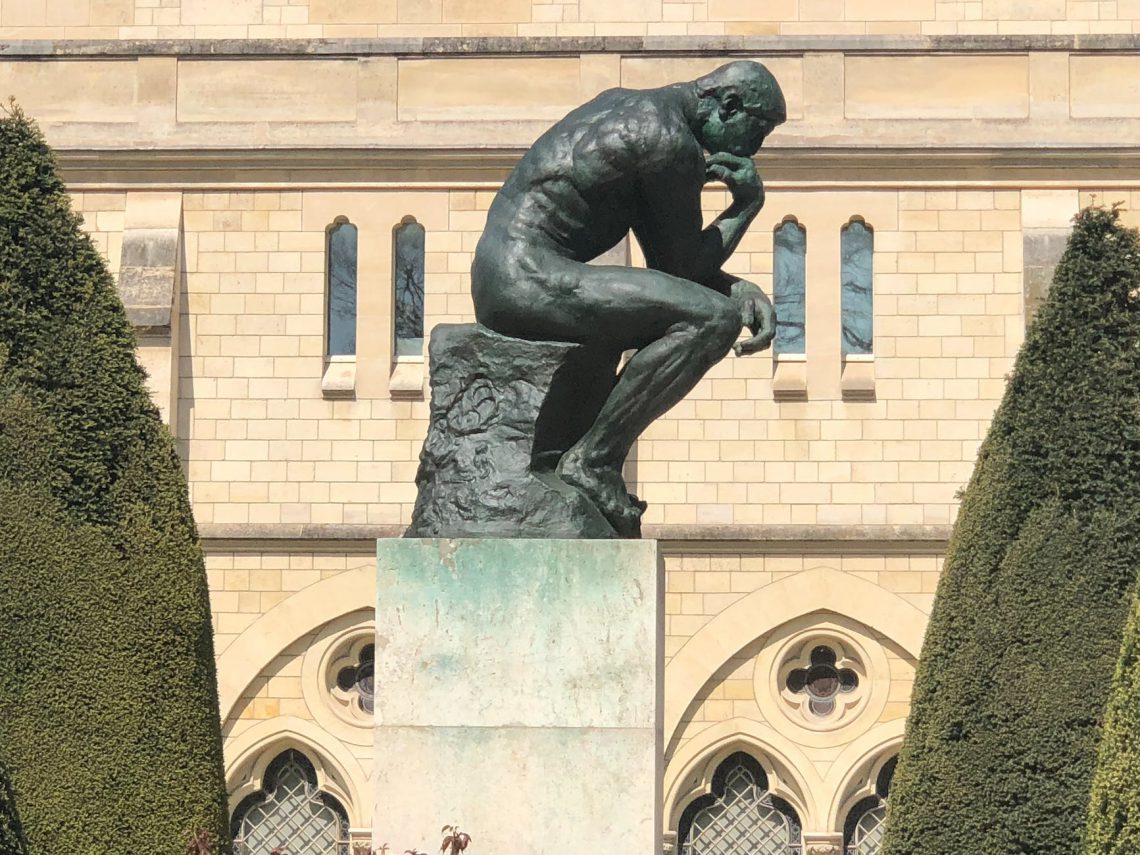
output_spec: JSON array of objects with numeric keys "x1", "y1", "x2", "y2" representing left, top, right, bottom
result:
[
  {"x1": 840, "y1": 354, "x2": 875, "y2": 402},
  {"x1": 117, "y1": 191, "x2": 183, "y2": 425},
  {"x1": 7, "y1": 34, "x2": 1140, "y2": 59},
  {"x1": 299, "y1": 611, "x2": 376, "y2": 744},
  {"x1": 803, "y1": 839, "x2": 843, "y2": 855},
  {"x1": 388, "y1": 357, "x2": 424, "y2": 399},
  {"x1": 58, "y1": 146, "x2": 1140, "y2": 191},
  {"x1": 198, "y1": 521, "x2": 953, "y2": 548},
  {"x1": 321, "y1": 355, "x2": 357, "y2": 398},
  {"x1": 772, "y1": 353, "x2": 808, "y2": 401},
  {"x1": 222, "y1": 716, "x2": 369, "y2": 827},
  {"x1": 755, "y1": 615, "x2": 889, "y2": 746}
]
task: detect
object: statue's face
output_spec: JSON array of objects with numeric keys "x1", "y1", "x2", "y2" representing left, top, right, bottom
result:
[{"x1": 697, "y1": 83, "x2": 786, "y2": 157}]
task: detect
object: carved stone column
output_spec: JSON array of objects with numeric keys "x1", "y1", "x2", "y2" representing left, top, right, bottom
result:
[{"x1": 802, "y1": 832, "x2": 844, "y2": 855}]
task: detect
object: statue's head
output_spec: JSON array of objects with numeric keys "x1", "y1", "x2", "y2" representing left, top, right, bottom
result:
[{"x1": 694, "y1": 61, "x2": 786, "y2": 157}]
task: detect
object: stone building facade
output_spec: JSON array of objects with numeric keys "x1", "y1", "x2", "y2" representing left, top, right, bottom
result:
[{"x1": 4, "y1": 2, "x2": 1140, "y2": 852}]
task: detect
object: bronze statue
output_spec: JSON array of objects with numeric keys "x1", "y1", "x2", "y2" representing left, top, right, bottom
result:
[{"x1": 408, "y1": 61, "x2": 786, "y2": 539}]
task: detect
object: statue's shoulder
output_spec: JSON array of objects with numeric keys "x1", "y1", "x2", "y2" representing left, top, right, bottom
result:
[{"x1": 588, "y1": 89, "x2": 697, "y2": 164}]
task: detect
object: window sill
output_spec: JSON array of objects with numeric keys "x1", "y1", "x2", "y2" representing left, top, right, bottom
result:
[
  {"x1": 772, "y1": 353, "x2": 807, "y2": 401},
  {"x1": 321, "y1": 355, "x2": 356, "y2": 399},
  {"x1": 841, "y1": 354, "x2": 876, "y2": 401},
  {"x1": 389, "y1": 356, "x2": 424, "y2": 400}
]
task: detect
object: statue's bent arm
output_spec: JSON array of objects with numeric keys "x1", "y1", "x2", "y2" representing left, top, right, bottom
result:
[{"x1": 632, "y1": 159, "x2": 762, "y2": 292}]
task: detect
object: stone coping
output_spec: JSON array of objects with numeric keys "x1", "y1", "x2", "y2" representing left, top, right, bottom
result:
[
  {"x1": 198, "y1": 522, "x2": 953, "y2": 553},
  {"x1": 56, "y1": 145, "x2": 1140, "y2": 190},
  {"x1": 2, "y1": 33, "x2": 1139, "y2": 58}
]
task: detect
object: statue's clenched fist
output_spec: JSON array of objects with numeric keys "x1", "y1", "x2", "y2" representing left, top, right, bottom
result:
[{"x1": 706, "y1": 152, "x2": 764, "y2": 208}]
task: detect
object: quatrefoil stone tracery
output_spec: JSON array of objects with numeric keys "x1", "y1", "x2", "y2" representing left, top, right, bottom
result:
[{"x1": 785, "y1": 645, "x2": 858, "y2": 716}]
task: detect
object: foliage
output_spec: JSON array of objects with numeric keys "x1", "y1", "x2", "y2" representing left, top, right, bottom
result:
[
  {"x1": 1083, "y1": 584, "x2": 1140, "y2": 854},
  {"x1": 881, "y1": 206, "x2": 1140, "y2": 855},
  {"x1": 0, "y1": 762, "x2": 26, "y2": 855},
  {"x1": 0, "y1": 106, "x2": 230, "y2": 853},
  {"x1": 185, "y1": 829, "x2": 219, "y2": 855},
  {"x1": 440, "y1": 825, "x2": 471, "y2": 855}
]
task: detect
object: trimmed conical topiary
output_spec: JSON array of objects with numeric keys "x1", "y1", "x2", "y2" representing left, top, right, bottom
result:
[
  {"x1": 1083, "y1": 585, "x2": 1140, "y2": 855},
  {"x1": 0, "y1": 106, "x2": 230, "y2": 853},
  {"x1": 881, "y1": 206, "x2": 1140, "y2": 855}
]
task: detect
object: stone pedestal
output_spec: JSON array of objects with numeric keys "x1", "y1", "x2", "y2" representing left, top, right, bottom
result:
[
  {"x1": 374, "y1": 538, "x2": 663, "y2": 855},
  {"x1": 405, "y1": 323, "x2": 628, "y2": 539}
]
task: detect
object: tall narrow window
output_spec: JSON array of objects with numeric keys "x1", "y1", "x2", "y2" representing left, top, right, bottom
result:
[
  {"x1": 231, "y1": 749, "x2": 350, "y2": 855},
  {"x1": 678, "y1": 752, "x2": 803, "y2": 855},
  {"x1": 394, "y1": 218, "x2": 425, "y2": 357},
  {"x1": 326, "y1": 218, "x2": 357, "y2": 357},
  {"x1": 844, "y1": 755, "x2": 896, "y2": 855},
  {"x1": 773, "y1": 218, "x2": 806, "y2": 356},
  {"x1": 841, "y1": 218, "x2": 874, "y2": 356}
]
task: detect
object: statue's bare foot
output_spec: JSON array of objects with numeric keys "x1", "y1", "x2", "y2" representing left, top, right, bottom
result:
[{"x1": 557, "y1": 450, "x2": 644, "y2": 537}]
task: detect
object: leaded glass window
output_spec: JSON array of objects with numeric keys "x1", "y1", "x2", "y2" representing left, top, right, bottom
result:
[
  {"x1": 679, "y1": 752, "x2": 802, "y2": 855},
  {"x1": 231, "y1": 750, "x2": 349, "y2": 855},
  {"x1": 394, "y1": 218, "x2": 425, "y2": 356},
  {"x1": 841, "y1": 219, "x2": 873, "y2": 355},
  {"x1": 326, "y1": 219, "x2": 357, "y2": 357},
  {"x1": 844, "y1": 756, "x2": 896, "y2": 855},
  {"x1": 847, "y1": 803, "x2": 886, "y2": 855},
  {"x1": 773, "y1": 219, "x2": 806, "y2": 356}
]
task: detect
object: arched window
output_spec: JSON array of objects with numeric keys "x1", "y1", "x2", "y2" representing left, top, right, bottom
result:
[
  {"x1": 326, "y1": 218, "x2": 357, "y2": 357},
  {"x1": 773, "y1": 218, "x2": 806, "y2": 356},
  {"x1": 231, "y1": 749, "x2": 350, "y2": 855},
  {"x1": 393, "y1": 218, "x2": 425, "y2": 356},
  {"x1": 840, "y1": 218, "x2": 873, "y2": 356},
  {"x1": 678, "y1": 752, "x2": 803, "y2": 855},
  {"x1": 843, "y1": 755, "x2": 896, "y2": 855}
]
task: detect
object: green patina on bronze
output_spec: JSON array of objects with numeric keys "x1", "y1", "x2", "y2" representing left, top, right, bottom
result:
[{"x1": 408, "y1": 61, "x2": 786, "y2": 539}]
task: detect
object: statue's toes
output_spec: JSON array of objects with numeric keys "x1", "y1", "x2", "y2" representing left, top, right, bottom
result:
[
  {"x1": 627, "y1": 493, "x2": 648, "y2": 513},
  {"x1": 607, "y1": 496, "x2": 645, "y2": 538}
]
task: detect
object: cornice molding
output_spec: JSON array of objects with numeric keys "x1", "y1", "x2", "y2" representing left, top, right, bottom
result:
[
  {"x1": 198, "y1": 522, "x2": 952, "y2": 554},
  {"x1": 57, "y1": 145, "x2": 1140, "y2": 189},
  {"x1": 3, "y1": 33, "x2": 1139, "y2": 58}
]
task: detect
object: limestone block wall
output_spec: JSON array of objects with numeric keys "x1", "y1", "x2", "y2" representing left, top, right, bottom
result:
[
  {"x1": 199, "y1": 542, "x2": 931, "y2": 842},
  {"x1": 1, "y1": 0, "x2": 1138, "y2": 37},
  {"x1": 206, "y1": 546, "x2": 375, "y2": 829},
  {"x1": 72, "y1": 191, "x2": 126, "y2": 278},
  {"x1": 146, "y1": 185, "x2": 1017, "y2": 529},
  {"x1": 658, "y1": 552, "x2": 934, "y2": 844},
  {"x1": 3, "y1": 44, "x2": 1140, "y2": 155}
]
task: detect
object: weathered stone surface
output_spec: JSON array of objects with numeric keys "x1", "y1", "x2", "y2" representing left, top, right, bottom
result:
[
  {"x1": 406, "y1": 323, "x2": 625, "y2": 538},
  {"x1": 374, "y1": 538, "x2": 662, "y2": 855}
]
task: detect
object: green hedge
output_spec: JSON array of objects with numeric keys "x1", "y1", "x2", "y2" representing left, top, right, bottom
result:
[
  {"x1": 1083, "y1": 584, "x2": 1140, "y2": 854},
  {"x1": 0, "y1": 107, "x2": 230, "y2": 853},
  {"x1": 0, "y1": 761, "x2": 26, "y2": 855},
  {"x1": 881, "y1": 207, "x2": 1140, "y2": 855}
]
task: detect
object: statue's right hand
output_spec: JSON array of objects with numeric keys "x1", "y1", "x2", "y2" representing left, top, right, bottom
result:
[
  {"x1": 729, "y1": 279, "x2": 776, "y2": 356},
  {"x1": 706, "y1": 152, "x2": 763, "y2": 208}
]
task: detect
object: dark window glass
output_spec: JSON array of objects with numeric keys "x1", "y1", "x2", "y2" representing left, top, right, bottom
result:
[
  {"x1": 786, "y1": 645, "x2": 859, "y2": 716},
  {"x1": 773, "y1": 219, "x2": 806, "y2": 356},
  {"x1": 327, "y1": 220, "x2": 357, "y2": 357},
  {"x1": 844, "y1": 757, "x2": 896, "y2": 855},
  {"x1": 841, "y1": 220, "x2": 874, "y2": 355},
  {"x1": 335, "y1": 644, "x2": 375, "y2": 714},
  {"x1": 394, "y1": 219, "x2": 425, "y2": 356}
]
